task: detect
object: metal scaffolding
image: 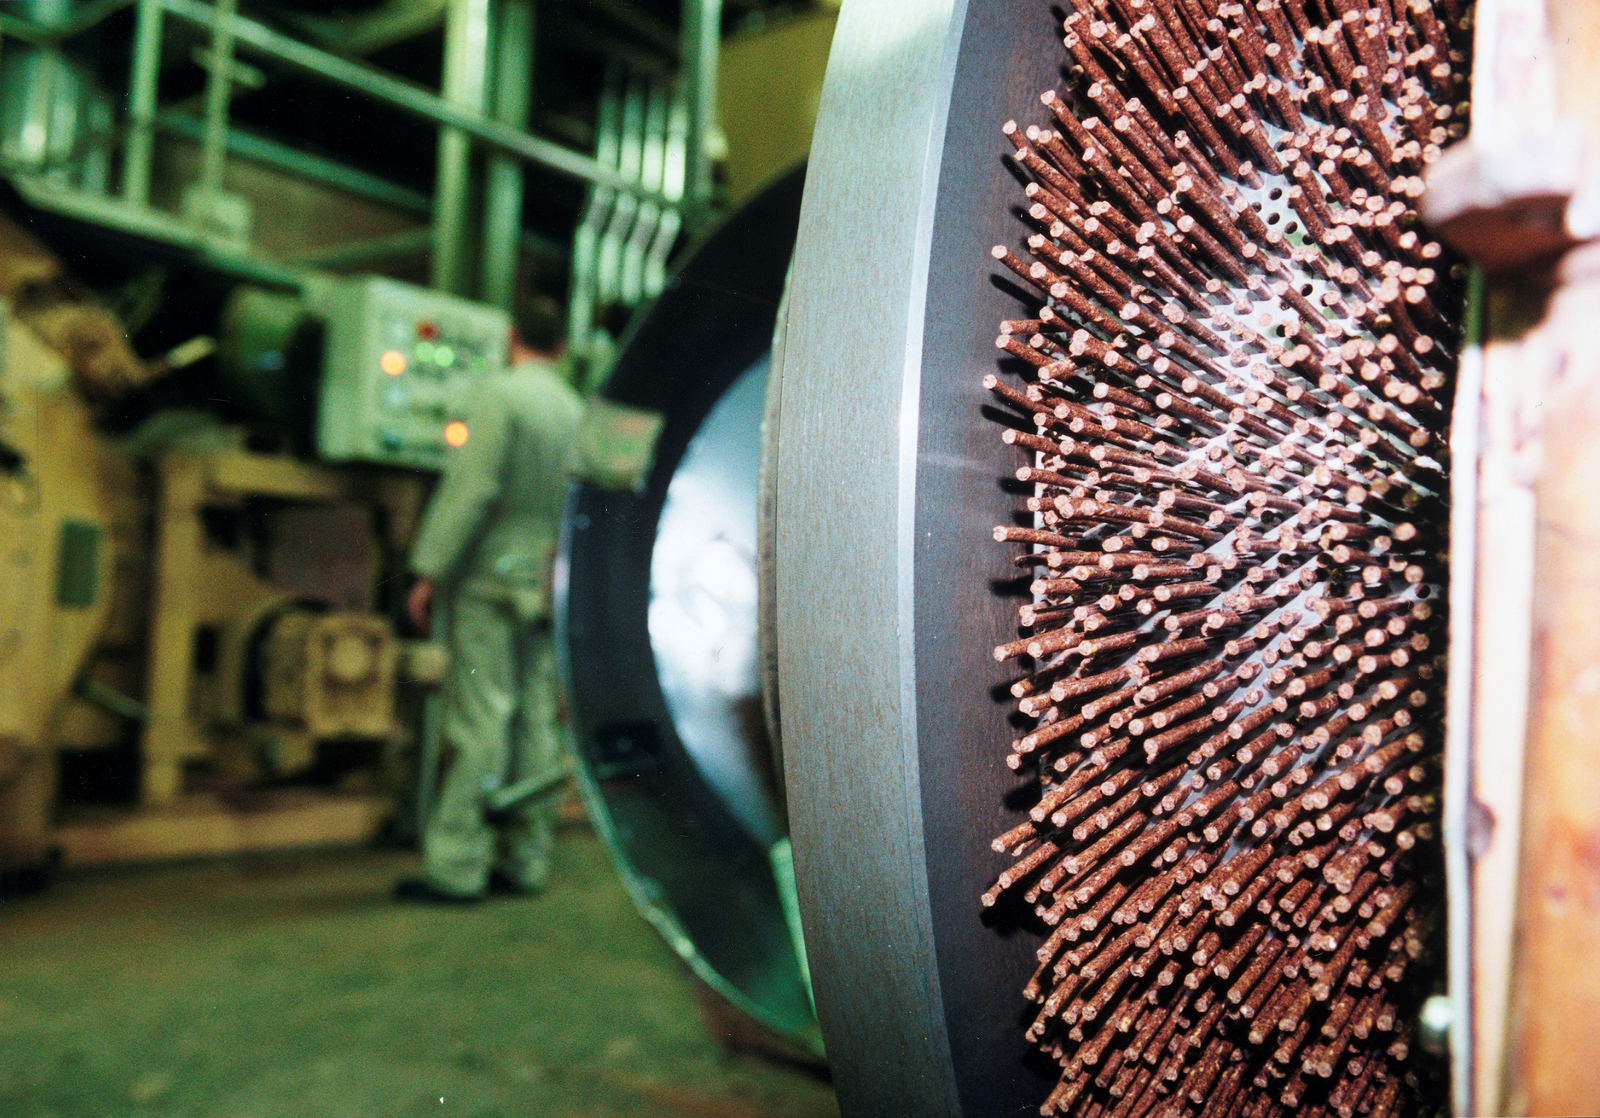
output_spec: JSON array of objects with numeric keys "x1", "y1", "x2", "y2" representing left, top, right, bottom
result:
[{"x1": 0, "y1": 0, "x2": 720, "y2": 324}]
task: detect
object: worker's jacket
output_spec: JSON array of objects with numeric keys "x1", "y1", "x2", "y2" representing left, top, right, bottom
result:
[
  {"x1": 410, "y1": 363, "x2": 584, "y2": 624},
  {"x1": 412, "y1": 358, "x2": 662, "y2": 620}
]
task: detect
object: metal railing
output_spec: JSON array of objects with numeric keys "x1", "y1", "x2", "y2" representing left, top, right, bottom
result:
[
  {"x1": 566, "y1": 65, "x2": 687, "y2": 380},
  {"x1": 0, "y1": 0, "x2": 719, "y2": 318}
]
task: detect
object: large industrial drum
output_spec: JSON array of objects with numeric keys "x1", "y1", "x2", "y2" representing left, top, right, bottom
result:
[{"x1": 557, "y1": 165, "x2": 819, "y2": 1056}]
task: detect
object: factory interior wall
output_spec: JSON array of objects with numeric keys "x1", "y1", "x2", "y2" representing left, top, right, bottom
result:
[{"x1": 718, "y1": 11, "x2": 837, "y2": 204}]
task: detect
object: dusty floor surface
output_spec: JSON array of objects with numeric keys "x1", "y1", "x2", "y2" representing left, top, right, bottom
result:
[{"x1": 0, "y1": 831, "x2": 840, "y2": 1118}]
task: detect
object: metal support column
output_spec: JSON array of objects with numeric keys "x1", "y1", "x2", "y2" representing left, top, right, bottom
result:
[
  {"x1": 197, "y1": 0, "x2": 236, "y2": 193},
  {"x1": 678, "y1": 0, "x2": 721, "y2": 213},
  {"x1": 480, "y1": 0, "x2": 533, "y2": 313},
  {"x1": 431, "y1": 0, "x2": 491, "y2": 295},
  {"x1": 122, "y1": 0, "x2": 162, "y2": 206}
]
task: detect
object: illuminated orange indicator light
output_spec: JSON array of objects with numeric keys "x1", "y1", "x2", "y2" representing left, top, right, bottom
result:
[
  {"x1": 443, "y1": 420, "x2": 469, "y2": 447},
  {"x1": 380, "y1": 349, "x2": 407, "y2": 376}
]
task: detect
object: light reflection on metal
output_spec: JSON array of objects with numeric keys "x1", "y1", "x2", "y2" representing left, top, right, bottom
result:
[
  {"x1": 648, "y1": 357, "x2": 780, "y2": 848},
  {"x1": 0, "y1": 22, "x2": 115, "y2": 192},
  {"x1": 557, "y1": 166, "x2": 813, "y2": 1056}
]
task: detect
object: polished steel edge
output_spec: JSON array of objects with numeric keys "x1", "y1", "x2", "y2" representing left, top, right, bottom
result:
[{"x1": 775, "y1": 0, "x2": 969, "y2": 1112}]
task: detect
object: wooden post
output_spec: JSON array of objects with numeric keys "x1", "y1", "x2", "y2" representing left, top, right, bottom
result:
[
  {"x1": 1503, "y1": 6, "x2": 1600, "y2": 1113},
  {"x1": 1504, "y1": 247, "x2": 1600, "y2": 1115}
]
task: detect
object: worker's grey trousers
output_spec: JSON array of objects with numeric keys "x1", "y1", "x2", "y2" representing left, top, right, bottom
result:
[{"x1": 423, "y1": 590, "x2": 562, "y2": 897}]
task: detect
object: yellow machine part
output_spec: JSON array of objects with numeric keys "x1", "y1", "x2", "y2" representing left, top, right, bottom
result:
[
  {"x1": 0, "y1": 314, "x2": 120, "y2": 869},
  {"x1": 261, "y1": 609, "x2": 398, "y2": 744}
]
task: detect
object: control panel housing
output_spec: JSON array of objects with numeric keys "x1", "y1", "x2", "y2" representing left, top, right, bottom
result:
[{"x1": 314, "y1": 276, "x2": 509, "y2": 470}]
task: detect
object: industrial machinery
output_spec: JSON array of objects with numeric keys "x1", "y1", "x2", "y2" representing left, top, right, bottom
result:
[
  {"x1": 561, "y1": 3, "x2": 1468, "y2": 1101},
  {"x1": 0, "y1": 220, "x2": 478, "y2": 859},
  {"x1": 215, "y1": 602, "x2": 400, "y2": 775},
  {"x1": 0, "y1": 311, "x2": 125, "y2": 876},
  {"x1": 769, "y1": 0, "x2": 1472, "y2": 1115},
  {"x1": 137, "y1": 442, "x2": 416, "y2": 803},
  {"x1": 6, "y1": 0, "x2": 1597, "y2": 1108},
  {"x1": 551, "y1": 0, "x2": 1600, "y2": 1105},
  {"x1": 0, "y1": 0, "x2": 781, "y2": 887},
  {"x1": 559, "y1": 164, "x2": 819, "y2": 1056},
  {"x1": 256, "y1": 609, "x2": 397, "y2": 741},
  {"x1": 135, "y1": 274, "x2": 490, "y2": 807},
  {"x1": 313, "y1": 275, "x2": 509, "y2": 470}
]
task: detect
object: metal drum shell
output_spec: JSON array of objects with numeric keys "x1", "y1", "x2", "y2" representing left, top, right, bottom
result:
[
  {"x1": 556, "y1": 165, "x2": 819, "y2": 1055},
  {"x1": 776, "y1": 0, "x2": 1062, "y2": 1112}
]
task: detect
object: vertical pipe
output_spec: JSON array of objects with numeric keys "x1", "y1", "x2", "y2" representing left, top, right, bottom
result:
[
  {"x1": 480, "y1": 0, "x2": 533, "y2": 313},
  {"x1": 198, "y1": 0, "x2": 237, "y2": 194},
  {"x1": 431, "y1": 0, "x2": 491, "y2": 295},
  {"x1": 122, "y1": 0, "x2": 162, "y2": 206},
  {"x1": 566, "y1": 71, "x2": 621, "y2": 366},
  {"x1": 678, "y1": 0, "x2": 721, "y2": 212}
]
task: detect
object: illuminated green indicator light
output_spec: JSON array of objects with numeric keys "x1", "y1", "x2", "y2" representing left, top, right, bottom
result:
[{"x1": 436, "y1": 345, "x2": 455, "y2": 367}]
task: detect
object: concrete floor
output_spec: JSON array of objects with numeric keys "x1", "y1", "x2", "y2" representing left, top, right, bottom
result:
[{"x1": 0, "y1": 830, "x2": 840, "y2": 1118}]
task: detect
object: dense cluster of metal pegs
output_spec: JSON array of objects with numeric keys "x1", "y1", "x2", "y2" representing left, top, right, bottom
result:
[{"x1": 984, "y1": 0, "x2": 1471, "y2": 1115}]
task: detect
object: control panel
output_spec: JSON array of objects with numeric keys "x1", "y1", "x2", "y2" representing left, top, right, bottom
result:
[{"x1": 313, "y1": 276, "x2": 509, "y2": 470}]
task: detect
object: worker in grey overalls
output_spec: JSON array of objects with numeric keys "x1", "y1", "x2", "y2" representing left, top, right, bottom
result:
[{"x1": 399, "y1": 347, "x2": 660, "y2": 903}]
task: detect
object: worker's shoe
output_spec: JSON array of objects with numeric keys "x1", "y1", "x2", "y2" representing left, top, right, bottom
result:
[
  {"x1": 487, "y1": 867, "x2": 547, "y2": 897},
  {"x1": 393, "y1": 877, "x2": 483, "y2": 905}
]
